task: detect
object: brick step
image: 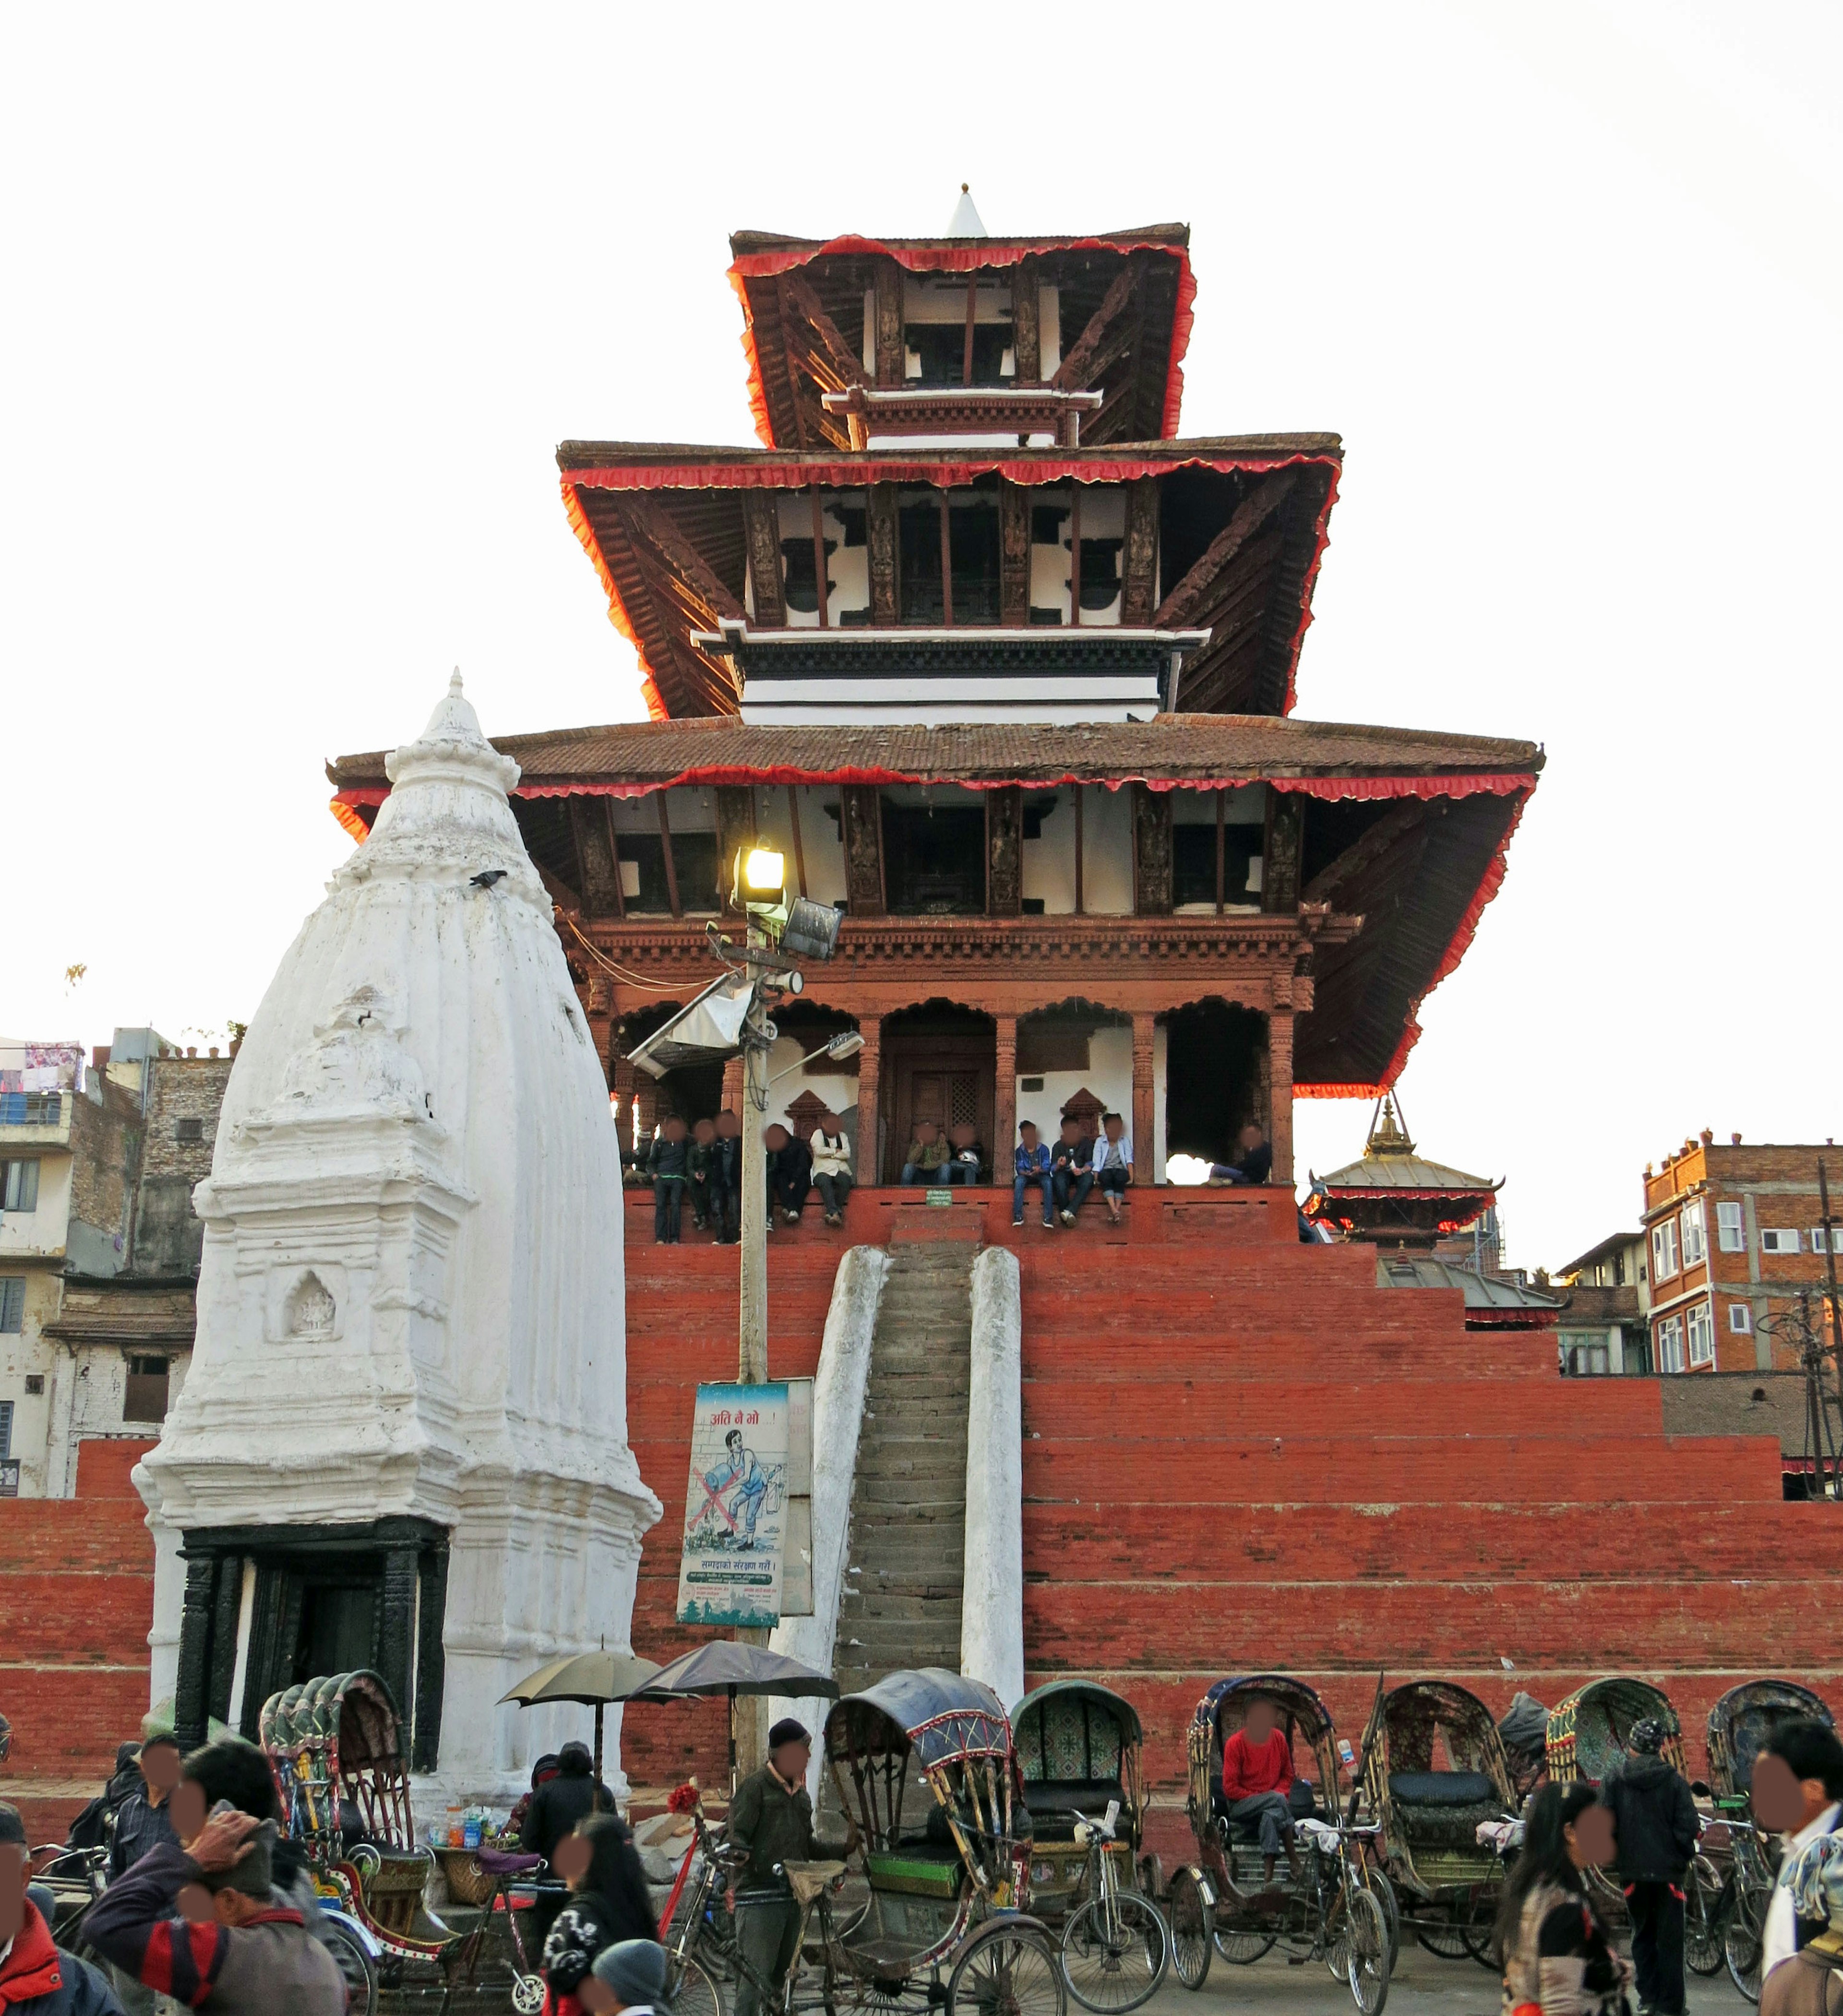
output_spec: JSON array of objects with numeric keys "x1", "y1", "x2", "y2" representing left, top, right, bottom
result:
[
  {"x1": 1025, "y1": 1500, "x2": 1843, "y2": 1579},
  {"x1": 1022, "y1": 1577, "x2": 1843, "y2": 1670},
  {"x1": 1019, "y1": 1379, "x2": 1662, "y2": 1438},
  {"x1": 1022, "y1": 1432, "x2": 1784, "y2": 1502}
]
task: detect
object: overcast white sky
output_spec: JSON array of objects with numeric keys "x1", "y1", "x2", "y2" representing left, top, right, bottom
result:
[{"x1": 5, "y1": 2, "x2": 1839, "y2": 1272}]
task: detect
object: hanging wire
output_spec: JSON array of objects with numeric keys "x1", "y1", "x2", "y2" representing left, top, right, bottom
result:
[{"x1": 561, "y1": 915, "x2": 688, "y2": 993}]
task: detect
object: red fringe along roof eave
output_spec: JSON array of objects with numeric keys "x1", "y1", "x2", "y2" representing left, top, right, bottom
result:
[
  {"x1": 561, "y1": 449, "x2": 1321, "y2": 494},
  {"x1": 329, "y1": 796, "x2": 372, "y2": 844},
  {"x1": 1295, "y1": 785, "x2": 1532, "y2": 1098},
  {"x1": 1281, "y1": 460, "x2": 1339, "y2": 717},
  {"x1": 727, "y1": 265, "x2": 776, "y2": 450},
  {"x1": 562, "y1": 477, "x2": 670, "y2": 722},
  {"x1": 726, "y1": 237, "x2": 1197, "y2": 443}
]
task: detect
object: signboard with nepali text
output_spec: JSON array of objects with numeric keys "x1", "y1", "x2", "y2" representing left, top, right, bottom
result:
[{"x1": 677, "y1": 1383, "x2": 790, "y2": 1627}]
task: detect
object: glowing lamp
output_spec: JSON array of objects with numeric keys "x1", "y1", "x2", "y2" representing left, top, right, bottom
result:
[{"x1": 742, "y1": 847, "x2": 785, "y2": 897}]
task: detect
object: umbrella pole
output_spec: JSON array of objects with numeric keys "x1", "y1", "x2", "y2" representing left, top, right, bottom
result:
[{"x1": 595, "y1": 1701, "x2": 605, "y2": 1814}]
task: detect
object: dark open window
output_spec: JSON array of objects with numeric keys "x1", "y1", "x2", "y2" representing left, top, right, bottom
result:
[
  {"x1": 881, "y1": 800, "x2": 987, "y2": 914},
  {"x1": 949, "y1": 500, "x2": 1001, "y2": 624},
  {"x1": 124, "y1": 1355, "x2": 171, "y2": 1423},
  {"x1": 1173, "y1": 823, "x2": 1261, "y2": 907},
  {"x1": 907, "y1": 322, "x2": 1009, "y2": 386},
  {"x1": 780, "y1": 537, "x2": 833, "y2": 615},
  {"x1": 898, "y1": 501, "x2": 945, "y2": 623},
  {"x1": 1079, "y1": 538, "x2": 1124, "y2": 612},
  {"x1": 616, "y1": 831, "x2": 721, "y2": 912}
]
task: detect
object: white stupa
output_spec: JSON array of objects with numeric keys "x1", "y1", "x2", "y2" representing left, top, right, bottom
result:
[{"x1": 137, "y1": 674, "x2": 660, "y2": 1805}]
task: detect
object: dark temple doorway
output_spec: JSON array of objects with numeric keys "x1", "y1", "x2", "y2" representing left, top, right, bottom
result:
[
  {"x1": 878, "y1": 1002, "x2": 996, "y2": 1184},
  {"x1": 1163, "y1": 1001, "x2": 1266, "y2": 1166}
]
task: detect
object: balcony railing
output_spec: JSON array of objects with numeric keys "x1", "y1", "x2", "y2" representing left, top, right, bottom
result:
[{"x1": 0, "y1": 1092, "x2": 62, "y2": 1126}]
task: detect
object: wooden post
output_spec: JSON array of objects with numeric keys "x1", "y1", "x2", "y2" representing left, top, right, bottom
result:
[
  {"x1": 962, "y1": 278, "x2": 978, "y2": 387},
  {"x1": 994, "y1": 1014, "x2": 1018, "y2": 1185},
  {"x1": 1215, "y1": 789, "x2": 1226, "y2": 915},
  {"x1": 855, "y1": 1016, "x2": 882, "y2": 1185},
  {"x1": 938, "y1": 492, "x2": 954, "y2": 627},
  {"x1": 1131, "y1": 1013, "x2": 1156, "y2": 1189},
  {"x1": 1268, "y1": 1006, "x2": 1295, "y2": 1188},
  {"x1": 602, "y1": 800, "x2": 626, "y2": 918},
  {"x1": 810, "y1": 486, "x2": 829, "y2": 627},
  {"x1": 1074, "y1": 785, "x2": 1084, "y2": 916},
  {"x1": 786, "y1": 785, "x2": 808, "y2": 898},
  {"x1": 874, "y1": 260, "x2": 905, "y2": 386},
  {"x1": 1068, "y1": 487, "x2": 1082, "y2": 627},
  {"x1": 656, "y1": 794, "x2": 683, "y2": 919},
  {"x1": 1012, "y1": 256, "x2": 1041, "y2": 384}
]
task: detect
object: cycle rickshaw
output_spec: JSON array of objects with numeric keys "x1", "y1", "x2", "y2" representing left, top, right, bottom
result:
[
  {"x1": 260, "y1": 1669, "x2": 479, "y2": 2014},
  {"x1": 1164, "y1": 1674, "x2": 1391, "y2": 2013},
  {"x1": 664, "y1": 1668, "x2": 1065, "y2": 2016},
  {"x1": 1356, "y1": 1679, "x2": 1518, "y2": 1968},
  {"x1": 1011, "y1": 1680, "x2": 1169, "y2": 2012},
  {"x1": 1703, "y1": 1680, "x2": 1835, "y2": 2002}
]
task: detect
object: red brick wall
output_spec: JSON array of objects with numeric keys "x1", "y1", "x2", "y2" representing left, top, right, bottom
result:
[{"x1": 0, "y1": 1439, "x2": 155, "y2": 1843}]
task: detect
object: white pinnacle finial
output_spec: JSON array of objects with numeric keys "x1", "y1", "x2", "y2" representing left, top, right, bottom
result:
[
  {"x1": 947, "y1": 183, "x2": 986, "y2": 238},
  {"x1": 449, "y1": 667, "x2": 464, "y2": 696}
]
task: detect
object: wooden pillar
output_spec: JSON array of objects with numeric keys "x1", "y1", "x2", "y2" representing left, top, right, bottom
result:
[
  {"x1": 994, "y1": 1014, "x2": 1017, "y2": 1181},
  {"x1": 1268, "y1": 1006, "x2": 1295, "y2": 1188},
  {"x1": 1131, "y1": 1013, "x2": 1156, "y2": 1188},
  {"x1": 375, "y1": 1543, "x2": 421, "y2": 1734},
  {"x1": 173, "y1": 1549, "x2": 221, "y2": 1752},
  {"x1": 855, "y1": 1016, "x2": 882, "y2": 1185}
]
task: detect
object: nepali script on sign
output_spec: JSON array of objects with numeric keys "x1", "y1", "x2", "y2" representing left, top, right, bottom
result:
[{"x1": 677, "y1": 1383, "x2": 791, "y2": 1627}]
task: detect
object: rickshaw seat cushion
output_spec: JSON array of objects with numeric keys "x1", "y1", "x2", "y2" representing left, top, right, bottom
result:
[
  {"x1": 1020, "y1": 1779, "x2": 1127, "y2": 1839},
  {"x1": 1388, "y1": 1771, "x2": 1497, "y2": 1807},
  {"x1": 863, "y1": 1848, "x2": 963, "y2": 1900},
  {"x1": 476, "y1": 1848, "x2": 544, "y2": 1876}
]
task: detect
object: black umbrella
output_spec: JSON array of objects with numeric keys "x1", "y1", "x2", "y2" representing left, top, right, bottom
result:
[
  {"x1": 632, "y1": 1642, "x2": 838, "y2": 1788},
  {"x1": 499, "y1": 1651, "x2": 663, "y2": 1809}
]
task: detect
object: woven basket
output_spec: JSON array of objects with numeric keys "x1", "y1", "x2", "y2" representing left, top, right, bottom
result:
[{"x1": 434, "y1": 1848, "x2": 497, "y2": 1907}]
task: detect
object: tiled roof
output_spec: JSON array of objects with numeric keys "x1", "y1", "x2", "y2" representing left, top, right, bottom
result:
[{"x1": 329, "y1": 713, "x2": 1541, "y2": 792}]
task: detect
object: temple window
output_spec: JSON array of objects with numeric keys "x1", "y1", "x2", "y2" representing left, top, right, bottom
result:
[
  {"x1": 899, "y1": 277, "x2": 1017, "y2": 385},
  {"x1": 777, "y1": 492, "x2": 869, "y2": 627},
  {"x1": 895, "y1": 490, "x2": 1001, "y2": 625},
  {"x1": 878, "y1": 786, "x2": 987, "y2": 914},
  {"x1": 606, "y1": 788, "x2": 721, "y2": 915},
  {"x1": 1171, "y1": 787, "x2": 1266, "y2": 913}
]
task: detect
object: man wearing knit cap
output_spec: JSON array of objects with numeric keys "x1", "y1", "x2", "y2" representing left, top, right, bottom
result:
[
  {"x1": 725, "y1": 1720, "x2": 848, "y2": 2016},
  {"x1": 85, "y1": 1806, "x2": 344, "y2": 2014},
  {"x1": 1604, "y1": 1716, "x2": 1699, "y2": 2016},
  {"x1": 582, "y1": 1939, "x2": 670, "y2": 2015}
]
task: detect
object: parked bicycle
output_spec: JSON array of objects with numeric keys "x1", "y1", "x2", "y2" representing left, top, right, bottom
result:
[{"x1": 1055, "y1": 1803, "x2": 1169, "y2": 2013}]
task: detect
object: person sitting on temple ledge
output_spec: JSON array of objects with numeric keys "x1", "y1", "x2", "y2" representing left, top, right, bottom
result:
[
  {"x1": 944, "y1": 1120, "x2": 984, "y2": 1185},
  {"x1": 646, "y1": 1116, "x2": 691, "y2": 1244},
  {"x1": 1091, "y1": 1112, "x2": 1133, "y2": 1224},
  {"x1": 809, "y1": 1110, "x2": 852, "y2": 1228},
  {"x1": 687, "y1": 1117, "x2": 717, "y2": 1232},
  {"x1": 1051, "y1": 1115, "x2": 1095, "y2": 1224},
  {"x1": 1210, "y1": 1121, "x2": 1273, "y2": 1187},
  {"x1": 764, "y1": 1122, "x2": 812, "y2": 1228},
  {"x1": 711, "y1": 1109, "x2": 741, "y2": 1244},
  {"x1": 1013, "y1": 1121, "x2": 1056, "y2": 1230},
  {"x1": 900, "y1": 1119, "x2": 950, "y2": 1186}
]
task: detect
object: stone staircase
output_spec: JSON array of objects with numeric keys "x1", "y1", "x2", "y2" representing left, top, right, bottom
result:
[{"x1": 834, "y1": 1237, "x2": 977, "y2": 1691}]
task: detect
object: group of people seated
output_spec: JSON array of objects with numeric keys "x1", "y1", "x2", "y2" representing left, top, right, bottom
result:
[
  {"x1": 632, "y1": 1109, "x2": 856, "y2": 1241},
  {"x1": 634, "y1": 1106, "x2": 1273, "y2": 1243}
]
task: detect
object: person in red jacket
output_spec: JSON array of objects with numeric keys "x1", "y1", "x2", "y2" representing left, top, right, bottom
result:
[{"x1": 1221, "y1": 1699, "x2": 1302, "y2": 1890}]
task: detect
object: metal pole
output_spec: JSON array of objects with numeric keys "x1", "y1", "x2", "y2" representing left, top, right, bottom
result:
[
  {"x1": 736, "y1": 935, "x2": 772, "y2": 1782},
  {"x1": 1819, "y1": 1161, "x2": 1843, "y2": 1497}
]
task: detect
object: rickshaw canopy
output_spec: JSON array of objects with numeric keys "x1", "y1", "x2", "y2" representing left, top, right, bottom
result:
[
  {"x1": 1012, "y1": 1679, "x2": 1143, "y2": 1764},
  {"x1": 1707, "y1": 1681, "x2": 1836, "y2": 1797},
  {"x1": 259, "y1": 1669, "x2": 401, "y2": 1773},
  {"x1": 826, "y1": 1667, "x2": 1011, "y2": 1770},
  {"x1": 1546, "y1": 1678, "x2": 1684, "y2": 1784},
  {"x1": 1193, "y1": 1674, "x2": 1337, "y2": 1748}
]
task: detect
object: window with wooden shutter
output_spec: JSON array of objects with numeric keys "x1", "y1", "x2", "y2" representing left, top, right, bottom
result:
[
  {"x1": 0, "y1": 1160, "x2": 38, "y2": 1213},
  {"x1": 0, "y1": 1279, "x2": 24, "y2": 1333},
  {"x1": 1687, "y1": 1302, "x2": 1716, "y2": 1368}
]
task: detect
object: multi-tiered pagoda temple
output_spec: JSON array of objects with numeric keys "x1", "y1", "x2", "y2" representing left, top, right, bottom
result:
[
  {"x1": 329, "y1": 203, "x2": 1841, "y2": 1807},
  {"x1": 332, "y1": 215, "x2": 1536, "y2": 1185}
]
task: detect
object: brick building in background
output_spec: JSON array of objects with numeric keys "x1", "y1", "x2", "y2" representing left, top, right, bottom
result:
[{"x1": 1642, "y1": 1130, "x2": 1843, "y2": 1376}]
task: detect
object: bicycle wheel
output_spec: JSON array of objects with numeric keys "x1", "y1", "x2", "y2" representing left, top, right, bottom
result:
[
  {"x1": 1364, "y1": 1871, "x2": 1401, "y2": 1974},
  {"x1": 1342, "y1": 1887, "x2": 1390, "y2": 2016},
  {"x1": 670, "y1": 1951, "x2": 726, "y2": 2016},
  {"x1": 1212, "y1": 1917, "x2": 1277, "y2": 1965},
  {"x1": 947, "y1": 1921, "x2": 1065, "y2": 2016},
  {"x1": 1415, "y1": 1903, "x2": 1472, "y2": 1961},
  {"x1": 1685, "y1": 1855, "x2": 1724, "y2": 1977},
  {"x1": 319, "y1": 1920, "x2": 380, "y2": 2016},
  {"x1": 1167, "y1": 1867, "x2": 1212, "y2": 1991},
  {"x1": 1058, "y1": 1892, "x2": 1170, "y2": 2013},
  {"x1": 1725, "y1": 1909, "x2": 1764, "y2": 2004}
]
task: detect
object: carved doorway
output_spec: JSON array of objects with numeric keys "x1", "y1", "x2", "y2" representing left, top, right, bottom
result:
[{"x1": 878, "y1": 1003, "x2": 995, "y2": 1183}]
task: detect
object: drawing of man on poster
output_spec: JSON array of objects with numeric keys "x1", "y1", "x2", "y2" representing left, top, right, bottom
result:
[{"x1": 704, "y1": 1427, "x2": 769, "y2": 1548}]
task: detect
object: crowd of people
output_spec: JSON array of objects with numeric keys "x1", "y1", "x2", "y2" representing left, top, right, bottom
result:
[{"x1": 631, "y1": 1102, "x2": 1274, "y2": 1243}]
